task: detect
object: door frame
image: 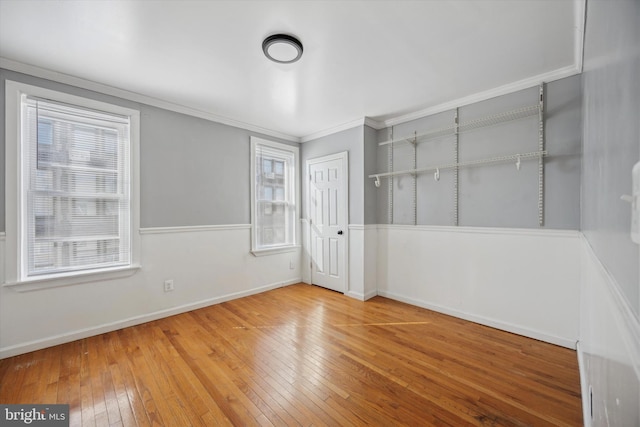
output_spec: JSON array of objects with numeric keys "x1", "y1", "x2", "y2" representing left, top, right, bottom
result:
[{"x1": 305, "y1": 151, "x2": 349, "y2": 293}]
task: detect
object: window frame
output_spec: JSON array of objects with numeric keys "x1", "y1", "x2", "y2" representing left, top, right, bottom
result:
[
  {"x1": 250, "y1": 136, "x2": 300, "y2": 256},
  {"x1": 4, "y1": 80, "x2": 141, "y2": 291}
]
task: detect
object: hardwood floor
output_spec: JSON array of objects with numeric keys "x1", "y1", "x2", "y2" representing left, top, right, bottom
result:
[{"x1": 0, "y1": 283, "x2": 582, "y2": 426}]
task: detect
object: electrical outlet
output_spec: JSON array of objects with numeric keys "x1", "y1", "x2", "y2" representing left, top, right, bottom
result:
[
  {"x1": 164, "y1": 279, "x2": 174, "y2": 292},
  {"x1": 289, "y1": 260, "x2": 295, "y2": 270}
]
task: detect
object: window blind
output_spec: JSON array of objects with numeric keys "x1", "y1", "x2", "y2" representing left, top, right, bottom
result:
[
  {"x1": 254, "y1": 144, "x2": 296, "y2": 249},
  {"x1": 22, "y1": 96, "x2": 132, "y2": 278}
]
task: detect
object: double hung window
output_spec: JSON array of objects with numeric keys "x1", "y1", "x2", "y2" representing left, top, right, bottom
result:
[
  {"x1": 250, "y1": 137, "x2": 299, "y2": 254},
  {"x1": 6, "y1": 81, "x2": 140, "y2": 286}
]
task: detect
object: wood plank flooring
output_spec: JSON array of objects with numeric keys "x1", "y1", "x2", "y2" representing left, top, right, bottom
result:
[{"x1": 0, "y1": 283, "x2": 582, "y2": 426}]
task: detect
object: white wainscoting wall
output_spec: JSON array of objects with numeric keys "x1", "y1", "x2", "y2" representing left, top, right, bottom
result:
[
  {"x1": 0, "y1": 225, "x2": 301, "y2": 359},
  {"x1": 578, "y1": 238, "x2": 640, "y2": 427},
  {"x1": 346, "y1": 225, "x2": 378, "y2": 301},
  {"x1": 300, "y1": 219, "x2": 311, "y2": 284},
  {"x1": 376, "y1": 225, "x2": 581, "y2": 348}
]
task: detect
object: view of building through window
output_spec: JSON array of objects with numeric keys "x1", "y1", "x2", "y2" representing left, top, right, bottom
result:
[
  {"x1": 252, "y1": 138, "x2": 297, "y2": 251},
  {"x1": 24, "y1": 97, "x2": 131, "y2": 277}
]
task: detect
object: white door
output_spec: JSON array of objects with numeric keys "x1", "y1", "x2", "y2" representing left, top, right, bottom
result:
[{"x1": 307, "y1": 152, "x2": 348, "y2": 293}]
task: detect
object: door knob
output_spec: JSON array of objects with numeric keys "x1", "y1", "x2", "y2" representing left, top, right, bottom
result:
[{"x1": 337, "y1": 230, "x2": 343, "y2": 235}]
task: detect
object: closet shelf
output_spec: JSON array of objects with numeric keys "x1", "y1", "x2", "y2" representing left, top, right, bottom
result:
[
  {"x1": 377, "y1": 83, "x2": 545, "y2": 226},
  {"x1": 378, "y1": 104, "x2": 540, "y2": 147},
  {"x1": 369, "y1": 150, "x2": 547, "y2": 182}
]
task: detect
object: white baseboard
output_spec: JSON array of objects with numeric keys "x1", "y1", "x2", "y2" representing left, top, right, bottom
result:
[
  {"x1": 377, "y1": 226, "x2": 580, "y2": 348},
  {"x1": 0, "y1": 278, "x2": 299, "y2": 359},
  {"x1": 345, "y1": 291, "x2": 363, "y2": 300},
  {"x1": 377, "y1": 289, "x2": 577, "y2": 349},
  {"x1": 345, "y1": 289, "x2": 378, "y2": 301},
  {"x1": 364, "y1": 289, "x2": 378, "y2": 300}
]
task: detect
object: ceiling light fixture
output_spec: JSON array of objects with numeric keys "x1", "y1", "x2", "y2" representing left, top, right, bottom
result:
[{"x1": 262, "y1": 34, "x2": 303, "y2": 64}]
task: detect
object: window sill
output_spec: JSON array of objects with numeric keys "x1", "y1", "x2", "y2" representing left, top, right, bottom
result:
[
  {"x1": 251, "y1": 245, "x2": 300, "y2": 257},
  {"x1": 3, "y1": 264, "x2": 142, "y2": 293}
]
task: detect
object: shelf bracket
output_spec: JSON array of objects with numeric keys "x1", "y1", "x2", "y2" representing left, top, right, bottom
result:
[
  {"x1": 453, "y1": 108, "x2": 459, "y2": 226},
  {"x1": 388, "y1": 127, "x2": 394, "y2": 224},
  {"x1": 373, "y1": 84, "x2": 546, "y2": 229},
  {"x1": 412, "y1": 131, "x2": 417, "y2": 225},
  {"x1": 538, "y1": 83, "x2": 545, "y2": 227}
]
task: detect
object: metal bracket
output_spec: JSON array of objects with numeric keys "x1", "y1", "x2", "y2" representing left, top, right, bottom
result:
[
  {"x1": 538, "y1": 83, "x2": 545, "y2": 227},
  {"x1": 388, "y1": 127, "x2": 394, "y2": 224},
  {"x1": 453, "y1": 108, "x2": 459, "y2": 226},
  {"x1": 412, "y1": 131, "x2": 417, "y2": 225},
  {"x1": 378, "y1": 85, "x2": 545, "y2": 229}
]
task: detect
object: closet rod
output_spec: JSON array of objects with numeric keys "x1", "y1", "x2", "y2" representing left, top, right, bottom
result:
[
  {"x1": 378, "y1": 104, "x2": 540, "y2": 147},
  {"x1": 369, "y1": 150, "x2": 547, "y2": 182}
]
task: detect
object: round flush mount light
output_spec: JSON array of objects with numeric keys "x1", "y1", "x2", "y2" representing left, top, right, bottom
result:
[{"x1": 262, "y1": 34, "x2": 303, "y2": 64}]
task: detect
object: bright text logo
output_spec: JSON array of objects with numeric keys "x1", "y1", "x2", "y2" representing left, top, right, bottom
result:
[{"x1": 1, "y1": 405, "x2": 69, "y2": 426}]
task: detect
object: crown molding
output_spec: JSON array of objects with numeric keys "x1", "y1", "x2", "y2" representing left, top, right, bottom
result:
[
  {"x1": 301, "y1": 57, "x2": 582, "y2": 141},
  {"x1": 300, "y1": 117, "x2": 362, "y2": 143},
  {"x1": 0, "y1": 57, "x2": 301, "y2": 143},
  {"x1": 382, "y1": 64, "x2": 580, "y2": 129},
  {"x1": 300, "y1": 117, "x2": 384, "y2": 143},
  {"x1": 381, "y1": 1, "x2": 585, "y2": 129},
  {"x1": 3, "y1": 0, "x2": 584, "y2": 144},
  {"x1": 302, "y1": 59, "x2": 581, "y2": 141},
  {"x1": 364, "y1": 117, "x2": 385, "y2": 130}
]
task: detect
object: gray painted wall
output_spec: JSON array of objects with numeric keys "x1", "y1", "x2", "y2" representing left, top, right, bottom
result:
[
  {"x1": 363, "y1": 125, "x2": 378, "y2": 225},
  {"x1": 582, "y1": 0, "x2": 639, "y2": 315},
  {"x1": 375, "y1": 128, "x2": 390, "y2": 224},
  {"x1": 301, "y1": 126, "x2": 365, "y2": 225},
  {"x1": 0, "y1": 68, "x2": 292, "y2": 230},
  {"x1": 140, "y1": 105, "x2": 251, "y2": 227},
  {"x1": 374, "y1": 75, "x2": 582, "y2": 229}
]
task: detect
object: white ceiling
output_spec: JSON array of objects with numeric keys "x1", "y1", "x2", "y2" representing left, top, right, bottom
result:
[{"x1": 0, "y1": 0, "x2": 583, "y2": 141}]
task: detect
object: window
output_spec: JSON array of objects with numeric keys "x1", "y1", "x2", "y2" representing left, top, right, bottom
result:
[
  {"x1": 250, "y1": 137, "x2": 299, "y2": 255},
  {"x1": 5, "y1": 81, "x2": 140, "y2": 287}
]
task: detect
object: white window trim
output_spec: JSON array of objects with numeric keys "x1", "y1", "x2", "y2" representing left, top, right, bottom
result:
[
  {"x1": 250, "y1": 136, "x2": 300, "y2": 256},
  {"x1": 4, "y1": 80, "x2": 141, "y2": 291}
]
